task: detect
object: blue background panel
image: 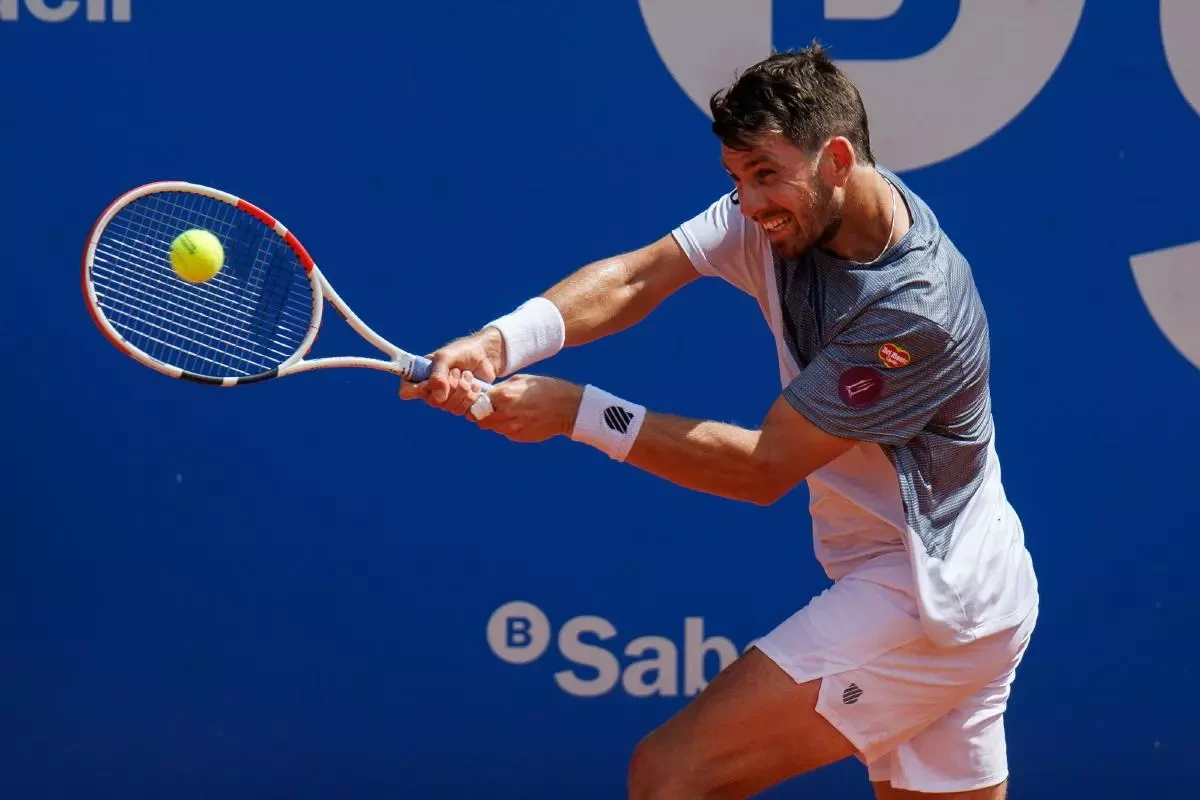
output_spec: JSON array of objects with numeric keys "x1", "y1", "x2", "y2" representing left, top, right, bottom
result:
[{"x1": 2, "y1": 1, "x2": 1195, "y2": 797}]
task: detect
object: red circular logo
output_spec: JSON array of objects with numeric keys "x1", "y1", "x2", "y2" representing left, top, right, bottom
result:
[{"x1": 838, "y1": 367, "x2": 884, "y2": 408}]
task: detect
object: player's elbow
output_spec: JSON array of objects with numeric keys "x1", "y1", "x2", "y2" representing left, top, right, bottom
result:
[
  {"x1": 746, "y1": 482, "x2": 788, "y2": 506},
  {"x1": 742, "y1": 444, "x2": 811, "y2": 506},
  {"x1": 742, "y1": 462, "x2": 796, "y2": 506}
]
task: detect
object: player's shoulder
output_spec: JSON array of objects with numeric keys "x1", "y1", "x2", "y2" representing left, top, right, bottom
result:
[
  {"x1": 674, "y1": 187, "x2": 762, "y2": 246},
  {"x1": 671, "y1": 187, "x2": 772, "y2": 295},
  {"x1": 865, "y1": 169, "x2": 982, "y2": 338},
  {"x1": 852, "y1": 256, "x2": 984, "y2": 360},
  {"x1": 689, "y1": 186, "x2": 745, "y2": 220}
]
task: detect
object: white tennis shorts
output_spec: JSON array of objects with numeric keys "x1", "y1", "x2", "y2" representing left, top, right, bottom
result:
[{"x1": 753, "y1": 559, "x2": 1038, "y2": 793}]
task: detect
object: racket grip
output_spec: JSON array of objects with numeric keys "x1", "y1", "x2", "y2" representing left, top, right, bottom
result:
[
  {"x1": 408, "y1": 355, "x2": 493, "y2": 390},
  {"x1": 409, "y1": 355, "x2": 435, "y2": 382},
  {"x1": 409, "y1": 354, "x2": 496, "y2": 420}
]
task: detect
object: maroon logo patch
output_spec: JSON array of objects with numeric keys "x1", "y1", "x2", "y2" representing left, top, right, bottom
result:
[{"x1": 838, "y1": 367, "x2": 884, "y2": 408}]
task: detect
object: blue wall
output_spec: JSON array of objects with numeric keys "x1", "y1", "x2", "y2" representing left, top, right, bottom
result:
[{"x1": 3, "y1": 1, "x2": 1196, "y2": 797}]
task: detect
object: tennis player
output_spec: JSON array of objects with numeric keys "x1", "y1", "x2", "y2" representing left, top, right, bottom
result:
[{"x1": 401, "y1": 43, "x2": 1039, "y2": 800}]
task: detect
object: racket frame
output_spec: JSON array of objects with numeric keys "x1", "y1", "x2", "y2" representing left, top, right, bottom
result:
[{"x1": 82, "y1": 181, "x2": 428, "y2": 387}]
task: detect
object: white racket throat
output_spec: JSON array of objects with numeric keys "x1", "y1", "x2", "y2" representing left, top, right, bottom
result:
[{"x1": 282, "y1": 265, "x2": 421, "y2": 383}]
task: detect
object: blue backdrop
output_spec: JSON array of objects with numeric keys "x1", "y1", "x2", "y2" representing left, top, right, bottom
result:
[{"x1": 3, "y1": 1, "x2": 1196, "y2": 797}]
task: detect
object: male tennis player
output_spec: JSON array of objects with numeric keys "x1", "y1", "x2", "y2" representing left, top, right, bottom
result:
[{"x1": 401, "y1": 43, "x2": 1039, "y2": 800}]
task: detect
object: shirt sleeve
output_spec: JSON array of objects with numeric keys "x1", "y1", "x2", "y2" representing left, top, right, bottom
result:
[
  {"x1": 783, "y1": 306, "x2": 962, "y2": 446},
  {"x1": 671, "y1": 190, "x2": 766, "y2": 298}
]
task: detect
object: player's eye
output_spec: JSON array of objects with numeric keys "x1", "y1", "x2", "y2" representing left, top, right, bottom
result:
[{"x1": 755, "y1": 169, "x2": 776, "y2": 183}]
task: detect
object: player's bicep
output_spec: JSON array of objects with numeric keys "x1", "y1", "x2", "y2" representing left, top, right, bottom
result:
[
  {"x1": 625, "y1": 233, "x2": 703, "y2": 306},
  {"x1": 754, "y1": 393, "x2": 858, "y2": 501}
]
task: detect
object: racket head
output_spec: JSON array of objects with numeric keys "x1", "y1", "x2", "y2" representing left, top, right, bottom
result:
[{"x1": 82, "y1": 181, "x2": 323, "y2": 386}]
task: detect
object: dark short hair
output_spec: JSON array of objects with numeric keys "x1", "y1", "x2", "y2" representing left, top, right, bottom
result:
[{"x1": 709, "y1": 42, "x2": 875, "y2": 165}]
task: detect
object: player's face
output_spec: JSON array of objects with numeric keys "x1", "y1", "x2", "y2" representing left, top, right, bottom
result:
[{"x1": 721, "y1": 135, "x2": 842, "y2": 260}]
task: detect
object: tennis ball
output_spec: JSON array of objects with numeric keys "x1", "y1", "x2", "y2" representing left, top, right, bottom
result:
[{"x1": 170, "y1": 229, "x2": 225, "y2": 283}]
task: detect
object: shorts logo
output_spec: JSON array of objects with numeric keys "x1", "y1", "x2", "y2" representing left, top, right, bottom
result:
[
  {"x1": 878, "y1": 343, "x2": 911, "y2": 368},
  {"x1": 843, "y1": 682, "x2": 863, "y2": 705},
  {"x1": 838, "y1": 367, "x2": 884, "y2": 408}
]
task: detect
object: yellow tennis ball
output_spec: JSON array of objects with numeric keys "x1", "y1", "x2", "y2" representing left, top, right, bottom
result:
[{"x1": 170, "y1": 229, "x2": 225, "y2": 283}]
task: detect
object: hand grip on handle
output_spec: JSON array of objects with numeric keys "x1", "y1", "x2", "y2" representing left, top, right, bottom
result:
[{"x1": 408, "y1": 354, "x2": 495, "y2": 419}]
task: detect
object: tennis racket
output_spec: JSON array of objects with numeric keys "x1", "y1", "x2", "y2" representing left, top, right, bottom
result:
[{"x1": 82, "y1": 180, "x2": 492, "y2": 402}]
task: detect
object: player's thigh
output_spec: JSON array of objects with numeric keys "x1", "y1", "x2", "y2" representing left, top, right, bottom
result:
[
  {"x1": 628, "y1": 647, "x2": 858, "y2": 799},
  {"x1": 627, "y1": 570, "x2": 928, "y2": 799},
  {"x1": 872, "y1": 780, "x2": 1008, "y2": 800}
]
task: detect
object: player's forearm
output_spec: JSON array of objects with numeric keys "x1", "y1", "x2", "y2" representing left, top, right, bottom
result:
[
  {"x1": 472, "y1": 377, "x2": 836, "y2": 503},
  {"x1": 622, "y1": 412, "x2": 781, "y2": 506}
]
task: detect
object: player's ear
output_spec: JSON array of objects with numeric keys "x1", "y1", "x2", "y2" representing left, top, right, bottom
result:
[{"x1": 818, "y1": 137, "x2": 855, "y2": 187}]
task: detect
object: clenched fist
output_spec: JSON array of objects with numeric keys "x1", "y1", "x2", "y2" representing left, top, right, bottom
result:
[
  {"x1": 399, "y1": 328, "x2": 505, "y2": 416},
  {"x1": 470, "y1": 375, "x2": 584, "y2": 443}
]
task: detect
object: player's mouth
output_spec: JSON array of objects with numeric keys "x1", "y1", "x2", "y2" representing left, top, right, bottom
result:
[{"x1": 760, "y1": 214, "x2": 793, "y2": 236}]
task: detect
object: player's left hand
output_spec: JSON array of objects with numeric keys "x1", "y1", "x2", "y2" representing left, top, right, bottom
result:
[{"x1": 469, "y1": 375, "x2": 584, "y2": 443}]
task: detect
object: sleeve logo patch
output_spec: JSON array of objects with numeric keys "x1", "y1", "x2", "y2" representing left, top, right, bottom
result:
[
  {"x1": 878, "y1": 343, "x2": 912, "y2": 368},
  {"x1": 838, "y1": 366, "x2": 884, "y2": 408}
]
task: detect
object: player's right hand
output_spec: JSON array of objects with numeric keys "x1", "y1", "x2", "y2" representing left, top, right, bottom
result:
[{"x1": 399, "y1": 327, "x2": 505, "y2": 416}]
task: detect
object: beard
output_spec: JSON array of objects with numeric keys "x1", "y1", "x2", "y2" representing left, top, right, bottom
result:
[{"x1": 770, "y1": 177, "x2": 842, "y2": 261}]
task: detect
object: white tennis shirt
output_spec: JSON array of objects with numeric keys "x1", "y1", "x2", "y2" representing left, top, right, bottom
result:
[{"x1": 672, "y1": 167, "x2": 1039, "y2": 648}]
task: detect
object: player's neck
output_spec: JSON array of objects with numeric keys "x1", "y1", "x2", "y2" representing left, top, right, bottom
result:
[{"x1": 821, "y1": 168, "x2": 910, "y2": 263}]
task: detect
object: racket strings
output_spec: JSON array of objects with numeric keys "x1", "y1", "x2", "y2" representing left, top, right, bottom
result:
[
  {"x1": 91, "y1": 247, "x2": 300, "y2": 362},
  {"x1": 90, "y1": 191, "x2": 314, "y2": 378}
]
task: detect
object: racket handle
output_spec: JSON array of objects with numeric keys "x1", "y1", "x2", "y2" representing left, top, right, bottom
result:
[
  {"x1": 409, "y1": 355, "x2": 434, "y2": 382},
  {"x1": 409, "y1": 354, "x2": 496, "y2": 420},
  {"x1": 409, "y1": 355, "x2": 493, "y2": 390}
]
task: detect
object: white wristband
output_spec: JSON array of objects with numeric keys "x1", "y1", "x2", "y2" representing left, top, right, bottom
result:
[
  {"x1": 569, "y1": 385, "x2": 646, "y2": 462},
  {"x1": 485, "y1": 296, "x2": 565, "y2": 376}
]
